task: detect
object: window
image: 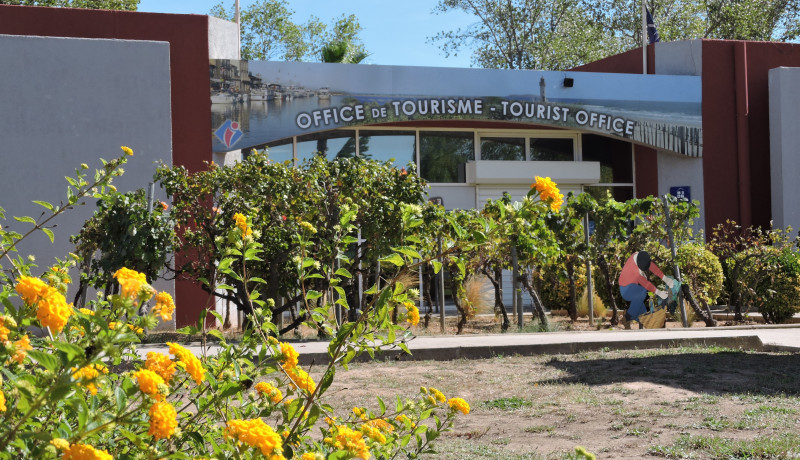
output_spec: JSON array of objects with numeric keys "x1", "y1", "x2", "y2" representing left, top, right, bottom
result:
[
  {"x1": 419, "y1": 132, "x2": 474, "y2": 183},
  {"x1": 480, "y1": 137, "x2": 525, "y2": 160},
  {"x1": 358, "y1": 131, "x2": 416, "y2": 169},
  {"x1": 297, "y1": 130, "x2": 356, "y2": 162},
  {"x1": 581, "y1": 134, "x2": 633, "y2": 183},
  {"x1": 530, "y1": 138, "x2": 573, "y2": 161}
]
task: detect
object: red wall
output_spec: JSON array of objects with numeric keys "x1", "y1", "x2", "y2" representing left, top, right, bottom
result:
[
  {"x1": 0, "y1": 5, "x2": 213, "y2": 326},
  {"x1": 701, "y1": 40, "x2": 800, "y2": 230},
  {"x1": 576, "y1": 40, "x2": 800, "y2": 230}
]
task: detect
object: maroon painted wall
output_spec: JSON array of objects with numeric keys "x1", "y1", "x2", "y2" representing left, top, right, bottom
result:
[
  {"x1": 701, "y1": 40, "x2": 800, "y2": 230},
  {"x1": 0, "y1": 5, "x2": 213, "y2": 327}
]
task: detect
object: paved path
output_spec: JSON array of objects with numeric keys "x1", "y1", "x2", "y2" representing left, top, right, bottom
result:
[{"x1": 138, "y1": 324, "x2": 800, "y2": 364}]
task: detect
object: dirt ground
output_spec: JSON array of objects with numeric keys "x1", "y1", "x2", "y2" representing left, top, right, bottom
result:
[{"x1": 322, "y1": 346, "x2": 800, "y2": 459}]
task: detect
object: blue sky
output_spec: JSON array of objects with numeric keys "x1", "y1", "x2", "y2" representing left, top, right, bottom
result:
[{"x1": 137, "y1": 0, "x2": 476, "y2": 68}]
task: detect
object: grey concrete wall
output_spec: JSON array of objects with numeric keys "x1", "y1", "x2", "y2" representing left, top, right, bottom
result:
[
  {"x1": 769, "y1": 67, "x2": 800, "y2": 232},
  {"x1": 657, "y1": 151, "x2": 706, "y2": 237},
  {"x1": 655, "y1": 40, "x2": 702, "y2": 76},
  {"x1": 0, "y1": 35, "x2": 174, "y2": 328},
  {"x1": 208, "y1": 16, "x2": 240, "y2": 59}
]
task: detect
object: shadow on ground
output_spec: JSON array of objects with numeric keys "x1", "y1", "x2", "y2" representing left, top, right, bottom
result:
[{"x1": 538, "y1": 351, "x2": 800, "y2": 396}]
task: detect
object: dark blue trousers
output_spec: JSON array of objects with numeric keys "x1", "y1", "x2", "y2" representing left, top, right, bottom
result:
[{"x1": 620, "y1": 283, "x2": 649, "y2": 321}]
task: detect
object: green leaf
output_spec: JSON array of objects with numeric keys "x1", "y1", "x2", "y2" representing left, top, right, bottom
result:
[
  {"x1": 176, "y1": 326, "x2": 200, "y2": 335},
  {"x1": 27, "y1": 350, "x2": 60, "y2": 372},
  {"x1": 51, "y1": 342, "x2": 85, "y2": 360},
  {"x1": 431, "y1": 260, "x2": 442, "y2": 274},
  {"x1": 207, "y1": 329, "x2": 225, "y2": 342},
  {"x1": 334, "y1": 268, "x2": 353, "y2": 278},
  {"x1": 318, "y1": 369, "x2": 335, "y2": 395},
  {"x1": 13, "y1": 216, "x2": 36, "y2": 225},
  {"x1": 380, "y1": 253, "x2": 405, "y2": 267},
  {"x1": 114, "y1": 386, "x2": 127, "y2": 414},
  {"x1": 392, "y1": 246, "x2": 423, "y2": 260},
  {"x1": 41, "y1": 228, "x2": 55, "y2": 243},
  {"x1": 306, "y1": 290, "x2": 323, "y2": 300},
  {"x1": 32, "y1": 200, "x2": 54, "y2": 212}
]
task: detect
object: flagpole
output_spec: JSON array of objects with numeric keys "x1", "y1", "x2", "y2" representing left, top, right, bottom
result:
[
  {"x1": 235, "y1": 0, "x2": 241, "y2": 60},
  {"x1": 642, "y1": 0, "x2": 648, "y2": 74}
]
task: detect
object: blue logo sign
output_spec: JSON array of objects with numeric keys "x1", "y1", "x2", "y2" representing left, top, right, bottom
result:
[
  {"x1": 669, "y1": 186, "x2": 691, "y2": 202},
  {"x1": 215, "y1": 120, "x2": 243, "y2": 149}
]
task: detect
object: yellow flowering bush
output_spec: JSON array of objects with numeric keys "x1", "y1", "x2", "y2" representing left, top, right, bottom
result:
[{"x1": 0, "y1": 151, "x2": 471, "y2": 459}]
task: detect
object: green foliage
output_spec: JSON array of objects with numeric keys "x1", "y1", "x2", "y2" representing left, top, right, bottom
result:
[
  {"x1": 210, "y1": 1, "x2": 366, "y2": 62},
  {"x1": 735, "y1": 246, "x2": 800, "y2": 324},
  {"x1": 156, "y1": 153, "x2": 426, "y2": 333},
  {"x1": 0, "y1": 151, "x2": 469, "y2": 459},
  {"x1": 72, "y1": 189, "x2": 175, "y2": 292},
  {"x1": 675, "y1": 243, "x2": 724, "y2": 308},
  {"x1": 430, "y1": 0, "x2": 800, "y2": 70},
  {"x1": 0, "y1": 0, "x2": 138, "y2": 9}
]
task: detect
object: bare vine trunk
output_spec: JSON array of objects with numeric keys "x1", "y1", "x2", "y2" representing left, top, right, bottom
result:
[
  {"x1": 566, "y1": 260, "x2": 578, "y2": 321},
  {"x1": 521, "y1": 270, "x2": 548, "y2": 327},
  {"x1": 597, "y1": 255, "x2": 620, "y2": 326},
  {"x1": 482, "y1": 267, "x2": 510, "y2": 331}
]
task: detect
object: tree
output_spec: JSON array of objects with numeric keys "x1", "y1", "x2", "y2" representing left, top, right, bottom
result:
[
  {"x1": 0, "y1": 0, "x2": 138, "y2": 8},
  {"x1": 210, "y1": 1, "x2": 366, "y2": 62},
  {"x1": 430, "y1": 0, "x2": 800, "y2": 70},
  {"x1": 429, "y1": 0, "x2": 621, "y2": 70}
]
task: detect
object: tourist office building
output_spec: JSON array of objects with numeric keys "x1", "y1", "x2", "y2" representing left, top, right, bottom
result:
[{"x1": 2, "y1": 5, "x2": 800, "y2": 327}]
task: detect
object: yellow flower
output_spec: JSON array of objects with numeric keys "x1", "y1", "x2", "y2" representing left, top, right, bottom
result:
[
  {"x1": 79, "y1": 308, "x2": 95, "y2": 316},
  {"x1": 330, "y1": 425, "x2": 370, "y2": 459},
  {"x1": 0, "y1": 389, "x2": 6, "y2": 412},
  {"x1": 134, "y1": 369, "x2": 167, "y2": 400},
  {"x1": 49, "y1": 438, "x2": 69, "y2": 450},
  {"x1": 233, "y1": 213, "x2": 252, "y2": 237},
  {"x1": 284, "y1": 365, "x2": 316, "y2": 394},
  {"x1": 300, "y1": 453, "x2": 323, "y2": 460},
  {"x1": 167, "y1": 342, "x2": 205, "y2": 384},
  {"x1": 15, "y1": 276, "x2": 49, "y2": 305},
  {"x1": 0, "y1": 318, "x2": 9, "y2": 342},
  {"x1": 16, "y1": 276, "x2": 73, "y2": 333},
  {"x1": 394, "y1": 414, "x2": 413, "y2": 427},
  {"x1": 10, "y1": 335, "x2": 32, "y2": 364},
  {"x1": 148, "y1": 401, "x2": 178, "y2": 440},
  {"x1": 120, "y1": 145, "x2": 134, "y2": 156},
  {"x1": 532, "y1": 176, "x2": 564, "y2": 212},
  {"x1": 113, "y1": 268, "x2": 149, "y2": 302},
  {"x1": 152, "y1": 292, "x2": 175, "y2": 321},
  {"x1": 429, "y1": 387, "x2": 446, "y2": 403},
  {"x1": 255, "y1": 381, "x2": 283, "y2": 404},
  {"x1": 405, "y1": 303, "x2": 420, "y2": 326},
  {"x1": 279, "y1": 342, "x2": 299, "y2": 368},
  {"x1": 364, "y1": 419, "x2": 393, "y2": 433},
  {"x1": 61, "y1": 443, "x2": 113, "y2": 460},
  {"x1": 72, "y1": 364, "x2": 108, "y2": 396},
  {"x1": 225, "y1": 419, "x2": 285, "y2": 458},
  {"x1": 447, "y1": 397, "x2": 470, "y2": 415},
  {"x1": 145, "y1": 352, "x2": 177, "y2": 383},
  {"x1": 298, "y1": 221, "x2": 317, "y2": 234},
  {"x1": 360, "y1": 424, "x2": 386, "y2": 444},
  {"x1": 108, "y1": 185, "x2": 117, "y2": 192}
]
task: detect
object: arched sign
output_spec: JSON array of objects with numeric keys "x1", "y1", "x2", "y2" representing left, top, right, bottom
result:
[{"x1": 211, "y1": 60, "x2": 702, "y2": 158}]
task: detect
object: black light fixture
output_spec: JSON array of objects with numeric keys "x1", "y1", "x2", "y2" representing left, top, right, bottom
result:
[{"x1": 563, "y1": 77, "x2": 574, "y2": 88}]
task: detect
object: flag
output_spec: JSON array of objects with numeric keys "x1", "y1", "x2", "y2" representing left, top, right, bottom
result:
[{"x1": 646, "y1": 7, "x2": 661, "y2": 44}]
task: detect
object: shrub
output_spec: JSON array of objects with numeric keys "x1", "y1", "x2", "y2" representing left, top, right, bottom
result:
[
  {"x1": 0, "y1": 149, "x2": 470, "y2": 458},
  {"x1": 754, "y1": 247, "x2": 800, "y2": 324},
  {"x1": 675, "y1": 243, "x2": 724, "y2": 308}
]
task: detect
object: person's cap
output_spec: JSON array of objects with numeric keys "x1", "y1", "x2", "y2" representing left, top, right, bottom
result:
[{"x1": 636, "y1": 251, "x2": 651, "y2": 271}]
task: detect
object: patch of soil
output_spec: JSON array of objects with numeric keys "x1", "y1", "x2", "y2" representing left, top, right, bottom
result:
[{"x1": 322, "y1": 348, "x2": 800, "y2": 459}]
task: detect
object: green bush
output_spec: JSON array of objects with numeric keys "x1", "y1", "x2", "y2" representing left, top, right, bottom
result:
[
  {"x1": 731, "y1": 246, "x2": 800, "y2": 323},
  {"x1": 756, "y1": 247, "x2": 800, "y2": 324},
  {"x1": 676, "y1": 243, "x2": 724, "y2": 308}
]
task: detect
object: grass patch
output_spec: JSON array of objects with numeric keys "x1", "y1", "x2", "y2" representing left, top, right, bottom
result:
[
  {"x1": 649, "y1": 432, "x2": 800, "y2": 459},
  {"x1": 480, "y1": 396, "x2": 533, "y2": 411}
]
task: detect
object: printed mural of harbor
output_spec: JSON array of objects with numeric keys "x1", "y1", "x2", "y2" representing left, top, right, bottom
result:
[{"x1": 211, "y1": 60, "x2": 702, "y2": 157}]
